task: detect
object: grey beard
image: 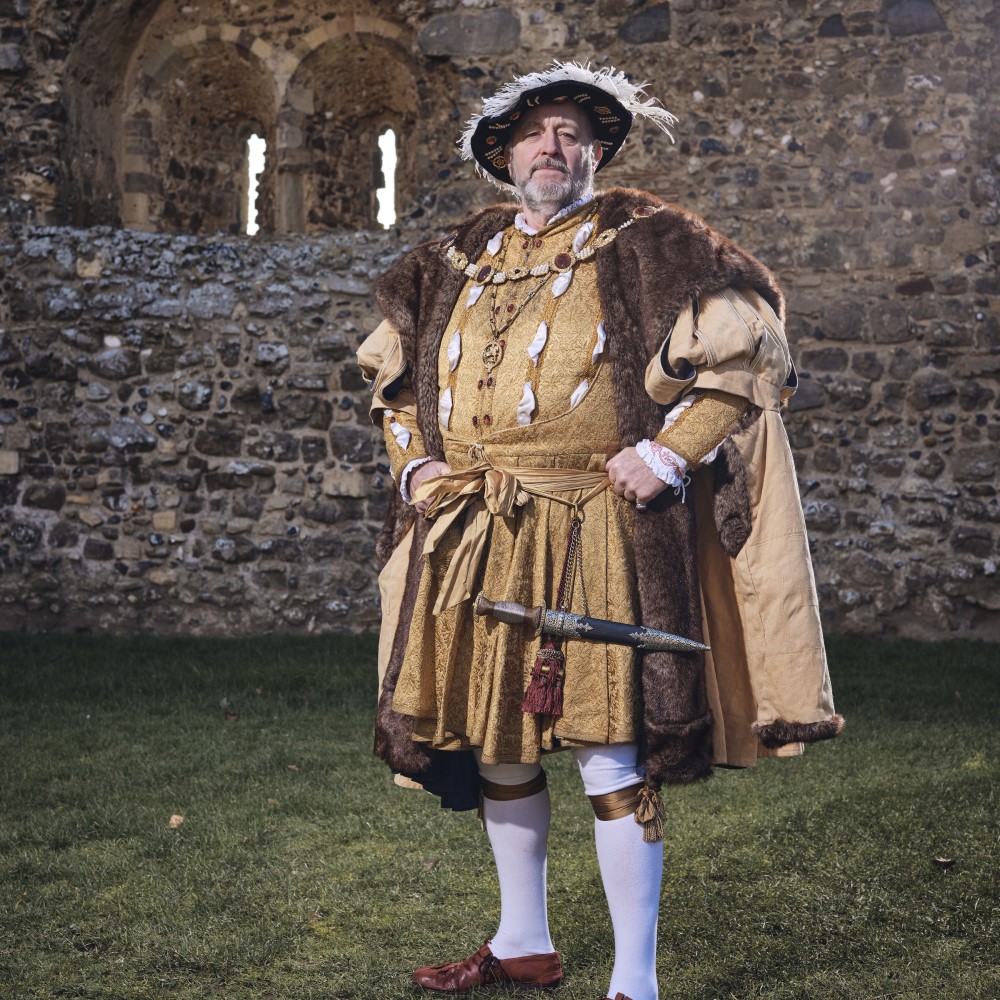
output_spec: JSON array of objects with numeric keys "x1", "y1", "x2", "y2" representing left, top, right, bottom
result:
[{"x1": 513, "y1": 154, "x2": 596, "y2": 214}]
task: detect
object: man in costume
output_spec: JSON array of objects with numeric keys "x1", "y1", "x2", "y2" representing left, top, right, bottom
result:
[{"x1": 358, "y1": 62, "x2": 843, "y2": 1000}]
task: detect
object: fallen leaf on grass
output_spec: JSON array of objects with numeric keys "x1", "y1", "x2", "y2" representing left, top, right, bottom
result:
[
  {"x1": 168, "y1": 814, "x2": 185, "y2": 829},
  {"x1": 933, "y1": 857, "x2": 955, "y2": 868},
  {"x1": 267, "y1": 798, "x2": 280, "y2": 807},
  {"x1": 287, "y1": 764, "x2": 299, "y2": 771},
  {"x1": 223, "y1": 711, "x2": 239, "y2": 721},
  {"x1": 423, "y1": 859, "x2": 440, "y2": 871}
]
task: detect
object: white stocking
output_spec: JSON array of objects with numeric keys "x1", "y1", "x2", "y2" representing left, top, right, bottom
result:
[
  {"x1": 576, "y1": 744, "x2": 662, "y2": 1000},
  {"x1": 477, "y1": 757, "x2": 555, "y2": 960}
]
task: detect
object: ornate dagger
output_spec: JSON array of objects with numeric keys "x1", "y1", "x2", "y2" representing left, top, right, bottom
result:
[{"x1": 474, "y1": 593, "x2": 709, "y2": 653}]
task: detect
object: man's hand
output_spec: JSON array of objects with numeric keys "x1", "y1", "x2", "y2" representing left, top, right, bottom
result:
[
  {"x1": 606, "y1": 447, "x2": 667, "y2": 506},
  {"x1": 408, "y1": 460, "x2": 452, "y2": 515}
]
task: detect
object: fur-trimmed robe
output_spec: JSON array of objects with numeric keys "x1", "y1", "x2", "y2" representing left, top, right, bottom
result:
[{"x1": 372, "y1": 187, "x2": 841, "y2": 791}]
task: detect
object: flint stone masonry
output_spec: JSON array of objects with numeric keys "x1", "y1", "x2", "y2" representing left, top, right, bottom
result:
[
  {"x1": 0, "y1": 226, "x2": 395, "y2": 634},
  {"x1": 0, "y1": 0, "x2": 998, "y2": 640}
]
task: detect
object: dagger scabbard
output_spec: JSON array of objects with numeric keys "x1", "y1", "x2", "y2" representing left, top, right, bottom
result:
[{"x1": 474, "y1": 593, "x2": 709, "y2": 653}]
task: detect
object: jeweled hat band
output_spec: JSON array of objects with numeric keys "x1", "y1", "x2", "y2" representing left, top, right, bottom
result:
[{"x1": 469, "y1": 80, "x2": 633, "y2": 185}]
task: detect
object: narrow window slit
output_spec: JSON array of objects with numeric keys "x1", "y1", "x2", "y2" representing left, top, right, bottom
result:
[
  {"x1": 246, "y1": 133, "x2": 266, "y2": 235},
  {"x1": 377, "y1": 127, "x2": 397, "y2": 229}
]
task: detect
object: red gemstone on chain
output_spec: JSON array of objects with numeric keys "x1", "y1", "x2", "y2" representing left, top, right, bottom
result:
[
  {"x1": 522, "y1": 239, "x2": 530, "y2": 250},
  {"x1": 499, "y1": 339, "x2": 506, "y2": 347},
  {"x1": 486, "y1": 377, "x2": 494, "y2": 387},
  {"x1": 472, "y1": 416, "x2": 479, "y2": 427},
  {"x1": 483, "y1": 415, "x2": 492, "y2": 426},
  {"x1": 476, "y1": 265, "x2": 493, "y2": 283},
  {"x1": 554, "y1": 252, "x2": 573, "y2": 270},
  {"x1": 477, "y1": 379, "x2": 484, "y2": 389},
  {"x1": 534, "y1": 239, "x2": 542, "y2": 248},
  {"x1": 506, "y1": 303, "x2": 515, "y2": 313}
]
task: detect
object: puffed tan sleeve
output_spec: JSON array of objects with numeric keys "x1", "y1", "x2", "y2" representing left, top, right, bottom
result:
[
  {"x1": 358, "y1": 320, "x2": 416, "y2": 422},
  {"x1": 645, "y1": 287, "x2": 794, "y2": 411},
  {"x1": 653, "y1": 389, "x2": 750, "y2": 467},
  {"x1": 357, "y1": 319, "x2": 427, "y2": 482}
]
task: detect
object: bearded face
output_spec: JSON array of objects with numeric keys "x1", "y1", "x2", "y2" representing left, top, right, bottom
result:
[{"x1": 507, "y1": 104, "x2": 602, "y2": 215}]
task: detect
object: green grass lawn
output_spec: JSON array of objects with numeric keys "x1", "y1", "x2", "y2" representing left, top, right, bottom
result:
[{"x1": 0, "y1": 633, "x2": 997, "y2": 1000}]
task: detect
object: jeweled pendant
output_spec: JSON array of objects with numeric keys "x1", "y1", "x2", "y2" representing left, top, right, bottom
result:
[{"x1": 482, "y1": 340, "x2": 504, "y2": 371}]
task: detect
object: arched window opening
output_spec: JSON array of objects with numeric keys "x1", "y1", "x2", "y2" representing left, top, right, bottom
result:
[
  {"x1": 376, "y1": 127, "x2": 397, "y2": 229},
  {"x1": 246, "y1": 133, "x2": 267, "y2": 235}
]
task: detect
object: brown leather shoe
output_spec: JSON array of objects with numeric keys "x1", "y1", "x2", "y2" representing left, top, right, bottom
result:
[{"x1": 412, "y1": 940, "x2": 563, "y2": 993}]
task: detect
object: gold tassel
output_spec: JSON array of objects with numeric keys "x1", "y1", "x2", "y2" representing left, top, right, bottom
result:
[{"x1": 635, "y1": 785, "x2": 665, "y2": 843}]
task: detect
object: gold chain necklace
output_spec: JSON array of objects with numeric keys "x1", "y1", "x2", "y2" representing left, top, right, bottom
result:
[{"x1": 440, "y1": 203, "x2": 662, "y2": 287}]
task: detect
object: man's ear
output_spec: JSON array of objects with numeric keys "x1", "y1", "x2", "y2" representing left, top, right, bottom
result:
[{"x1": 593, "y1": 141, "x2": 603, "y2": 167}]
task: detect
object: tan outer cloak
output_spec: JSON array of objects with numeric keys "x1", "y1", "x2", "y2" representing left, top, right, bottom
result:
[{"x1": 647, "y1": 288, "x2": 839, "y2": 764}]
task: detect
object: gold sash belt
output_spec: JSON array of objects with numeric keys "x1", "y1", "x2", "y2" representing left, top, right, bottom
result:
[{"x1": 412, "y1": 461, "x2": 610, "y2": 614}]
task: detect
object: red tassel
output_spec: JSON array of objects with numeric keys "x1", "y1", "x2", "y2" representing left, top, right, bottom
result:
[{"x1": 521, "y1": 641, "x2": 565, "y2": 716}]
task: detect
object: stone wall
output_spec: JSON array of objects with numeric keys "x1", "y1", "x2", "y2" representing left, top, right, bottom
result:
[
  {"x1": 1, "y1": 0, "x2": 998, "y2": 638},
  {"x1": 0, "y1": 226, "x2": 395, "y2": 633}
]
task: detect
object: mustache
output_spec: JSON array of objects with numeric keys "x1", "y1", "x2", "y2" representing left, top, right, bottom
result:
[{"x1": 530, "y1": 158, "x2": 569, "y2": 176}]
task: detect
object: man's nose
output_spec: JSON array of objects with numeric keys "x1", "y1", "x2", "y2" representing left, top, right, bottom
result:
[{"x1": 538, "y1": 128, "x2": 564, "y2": 157}]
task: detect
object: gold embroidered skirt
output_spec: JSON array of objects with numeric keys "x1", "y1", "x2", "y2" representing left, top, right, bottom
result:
[{"x1": 392, "y1": 419, "x2": 642, "y2": 765}]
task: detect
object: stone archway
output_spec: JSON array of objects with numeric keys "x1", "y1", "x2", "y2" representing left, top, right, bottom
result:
[
  {"x1": 122, "y1": 28, "x2": 278, "y2": 234},
  {"x1": 277, "y1": 25, "x2": 418, "y2": 232},
  {"x1": 63, "y1": 2, "x2": 419, "y2": 234}
]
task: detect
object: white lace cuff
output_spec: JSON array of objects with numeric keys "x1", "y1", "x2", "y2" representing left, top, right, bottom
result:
[
  {"x1": 400, "y1": 455, "x2": 434, "y2": 502},
  {"x1": 635, "y1": 439, "x2": 690, "y2": 503}
]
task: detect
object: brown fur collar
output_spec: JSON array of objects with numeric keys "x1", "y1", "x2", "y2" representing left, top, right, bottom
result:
[{"x1": 371, "y1": 188, "x2": 786, "y2": 788}]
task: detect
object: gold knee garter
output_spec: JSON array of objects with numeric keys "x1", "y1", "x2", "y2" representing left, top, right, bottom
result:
[
  {"x1": 588, "y1": 781, "x2": 665, "y2": 843},
  {"x1": 478, "y1": 769, "x2": 548, "y2": 828}
]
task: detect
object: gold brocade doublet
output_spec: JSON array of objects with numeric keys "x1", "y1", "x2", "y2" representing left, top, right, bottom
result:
[{"x1": 391, "y1": 202, "x2": 643, "y2": 764}]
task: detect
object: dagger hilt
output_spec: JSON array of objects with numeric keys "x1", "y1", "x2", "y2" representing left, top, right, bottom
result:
[{"x1": 474, "y1": 593, "x2": 545, "y2": 634}]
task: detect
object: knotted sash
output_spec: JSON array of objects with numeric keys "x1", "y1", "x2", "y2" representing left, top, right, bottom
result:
[{"x1": 412, "y1": 460, "x2": 610, "y2": 614}]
